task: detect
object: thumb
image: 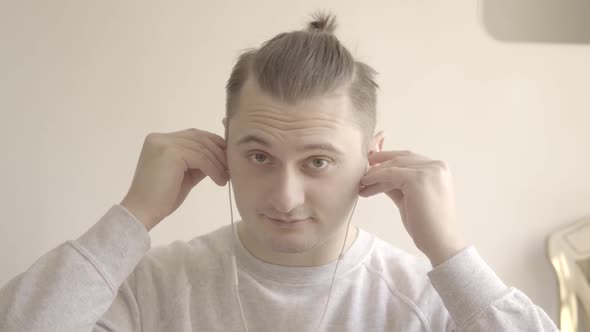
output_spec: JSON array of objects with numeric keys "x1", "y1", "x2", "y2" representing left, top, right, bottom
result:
[
  {"x1": 387, "y1": 189, "x2": 404, "y2": 207},
  {"x1": 188, "y1": 169, "x2": 207, "y2": 187}
]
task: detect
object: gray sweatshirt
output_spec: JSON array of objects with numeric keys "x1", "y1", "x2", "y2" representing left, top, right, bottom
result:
[{"x1": 0, "y1": 204, "x2": 559, "y2": 331}]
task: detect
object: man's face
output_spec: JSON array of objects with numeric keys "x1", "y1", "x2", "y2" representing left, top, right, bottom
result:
[{"x1": 226, "y1": 78, "x2": 370, "y2": 255}]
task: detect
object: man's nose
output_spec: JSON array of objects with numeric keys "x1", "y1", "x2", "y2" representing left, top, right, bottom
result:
[{"x1": 269, "y1": 167, "x2": 305, "y2": 214}]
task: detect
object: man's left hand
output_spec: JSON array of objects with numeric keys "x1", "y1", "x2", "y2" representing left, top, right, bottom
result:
[{"x1": 359, "y1": 150, "x2": 468, "y2": 267}]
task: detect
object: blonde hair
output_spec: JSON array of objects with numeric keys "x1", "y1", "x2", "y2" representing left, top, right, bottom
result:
[{"x1": 225, "y1": 12, "x2": 379, "y2": 142}]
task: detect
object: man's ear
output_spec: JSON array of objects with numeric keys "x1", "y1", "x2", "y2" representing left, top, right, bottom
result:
[
  {"x1": 222, "y1": 117, "x2": 228, "y2": 139},
  {"x1": 368, "y1": 130, "x2": 385, "y2": 155}
]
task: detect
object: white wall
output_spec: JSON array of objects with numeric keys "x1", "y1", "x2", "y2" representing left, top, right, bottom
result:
[{"x1": 1, "y1": 0, "x2": 589, "y2": 326}]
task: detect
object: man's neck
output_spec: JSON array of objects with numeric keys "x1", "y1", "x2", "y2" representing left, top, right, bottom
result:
[{"x1": 237, "y1": 222, "x2": 359, "y2": 267}]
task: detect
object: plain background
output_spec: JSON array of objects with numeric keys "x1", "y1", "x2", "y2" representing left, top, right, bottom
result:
[{"x1": 1, "y1": 0, "x2": 589, "y2": 327}]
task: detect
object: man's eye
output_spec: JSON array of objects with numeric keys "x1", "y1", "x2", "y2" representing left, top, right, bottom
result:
[
  {"x1": 308, "y1": 158, "x2": 330, "y2": 169},
  {"x1": 249, "y1": 153, "x2": 269, "y2": 164}
]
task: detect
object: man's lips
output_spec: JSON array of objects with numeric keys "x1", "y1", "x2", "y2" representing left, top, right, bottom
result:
[{"x1": 264, "y1": 216, "x2": 309, "y2": 223}]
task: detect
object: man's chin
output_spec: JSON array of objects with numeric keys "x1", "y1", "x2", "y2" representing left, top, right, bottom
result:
[
  {"x1": 268, "y1": 244, "x2": 309, "y2": 254},
  {"x1": 261, "y1": 230, "x2": 314, "y2": 253}
]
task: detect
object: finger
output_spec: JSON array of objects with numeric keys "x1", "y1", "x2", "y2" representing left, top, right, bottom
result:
[
  {"x1": 175, "y1": 136, "x2": 228, "y2": 172},
  {"x1": 361, "y1": 166, "x2": 416, "y2": 189},
  {"x1": 202, "y1": 136, "x2": 228, "y2": 171},
  {"x1": 177, "y1": 130, "x2": 227, "y2": 167},
  {"x1": 174, "y1": 137, "x2": 227, "y2": 177},
  {"x1": 371, "y1": 160, "x2": 448, "y2": 173},
  {"x1": 368, "y1": 150, "x2": 430, "y2": 165},
  {"x1": 365, "y1": 159, "x2": 435, "y2": 175},
  {"x1": 175, "y1": 146, "x2": 228, "y2": 186},
  {"x1": 201, "y1": 131, "x2": 227, "y2": 149},
  {"x1": 177, "y1": 128, "x2": 227, "y2": 149},
  {"x1": 359, "y1": 182, "x2": 396, "y2": 197}
]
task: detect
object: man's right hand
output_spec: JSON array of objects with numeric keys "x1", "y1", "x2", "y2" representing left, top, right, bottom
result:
[{"x1": 120, "y1": 128, "x2": 229, "y2": 231}]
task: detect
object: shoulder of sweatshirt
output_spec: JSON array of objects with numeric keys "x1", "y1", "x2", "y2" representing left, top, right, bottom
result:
[
  {"x1": 125, "y1": 224, "x2": 232, "y2": 288},
  {"x1": 360, "y1": 235, "x2": 448, "y2": 316}
]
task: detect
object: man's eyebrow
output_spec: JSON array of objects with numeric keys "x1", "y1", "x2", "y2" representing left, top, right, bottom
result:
[
  {"x1": 300, "y1": 143, "x2": 344, "y2": 155},
  {"x1": 236, "y1": 135, "x2": 271, "y2": 147},
  {"x1": 236, "y1": 134, "x2": 344, "y2": 155}
]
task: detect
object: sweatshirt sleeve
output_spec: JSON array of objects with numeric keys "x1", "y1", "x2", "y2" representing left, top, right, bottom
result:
[
  {"x1": 427, "y1": 246, "x2": 560, "y2": 331},
  {"x1": 0, "y1": 204, "x2": 151, "y2": 332}
]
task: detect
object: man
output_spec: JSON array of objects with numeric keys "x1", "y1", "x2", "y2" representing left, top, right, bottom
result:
[{"x1": 0, "y1": 13, "x2": 558, "y2": 331}]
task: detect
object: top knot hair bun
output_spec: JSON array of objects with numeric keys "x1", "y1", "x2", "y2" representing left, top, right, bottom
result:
[{"x1": 306, "y1": 12, "x2": 338, "y2": 34}]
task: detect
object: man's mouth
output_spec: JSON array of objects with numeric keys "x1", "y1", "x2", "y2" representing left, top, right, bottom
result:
[{"x1": 264, "y1": 215, "x2": 309, "y2": 224}]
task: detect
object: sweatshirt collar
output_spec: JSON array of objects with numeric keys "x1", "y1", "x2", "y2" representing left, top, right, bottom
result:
[{"x1": 230, "y1": 221, "x2": 375, "y2": 285}]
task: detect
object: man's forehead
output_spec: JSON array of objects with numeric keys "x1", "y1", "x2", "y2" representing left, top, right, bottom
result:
[
  {"x1": 228, "y1": 79, "x2": 364, "y2": 151},
  {"x1": 235, "y1": 133, "x2": 347, "y2": 155}
]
